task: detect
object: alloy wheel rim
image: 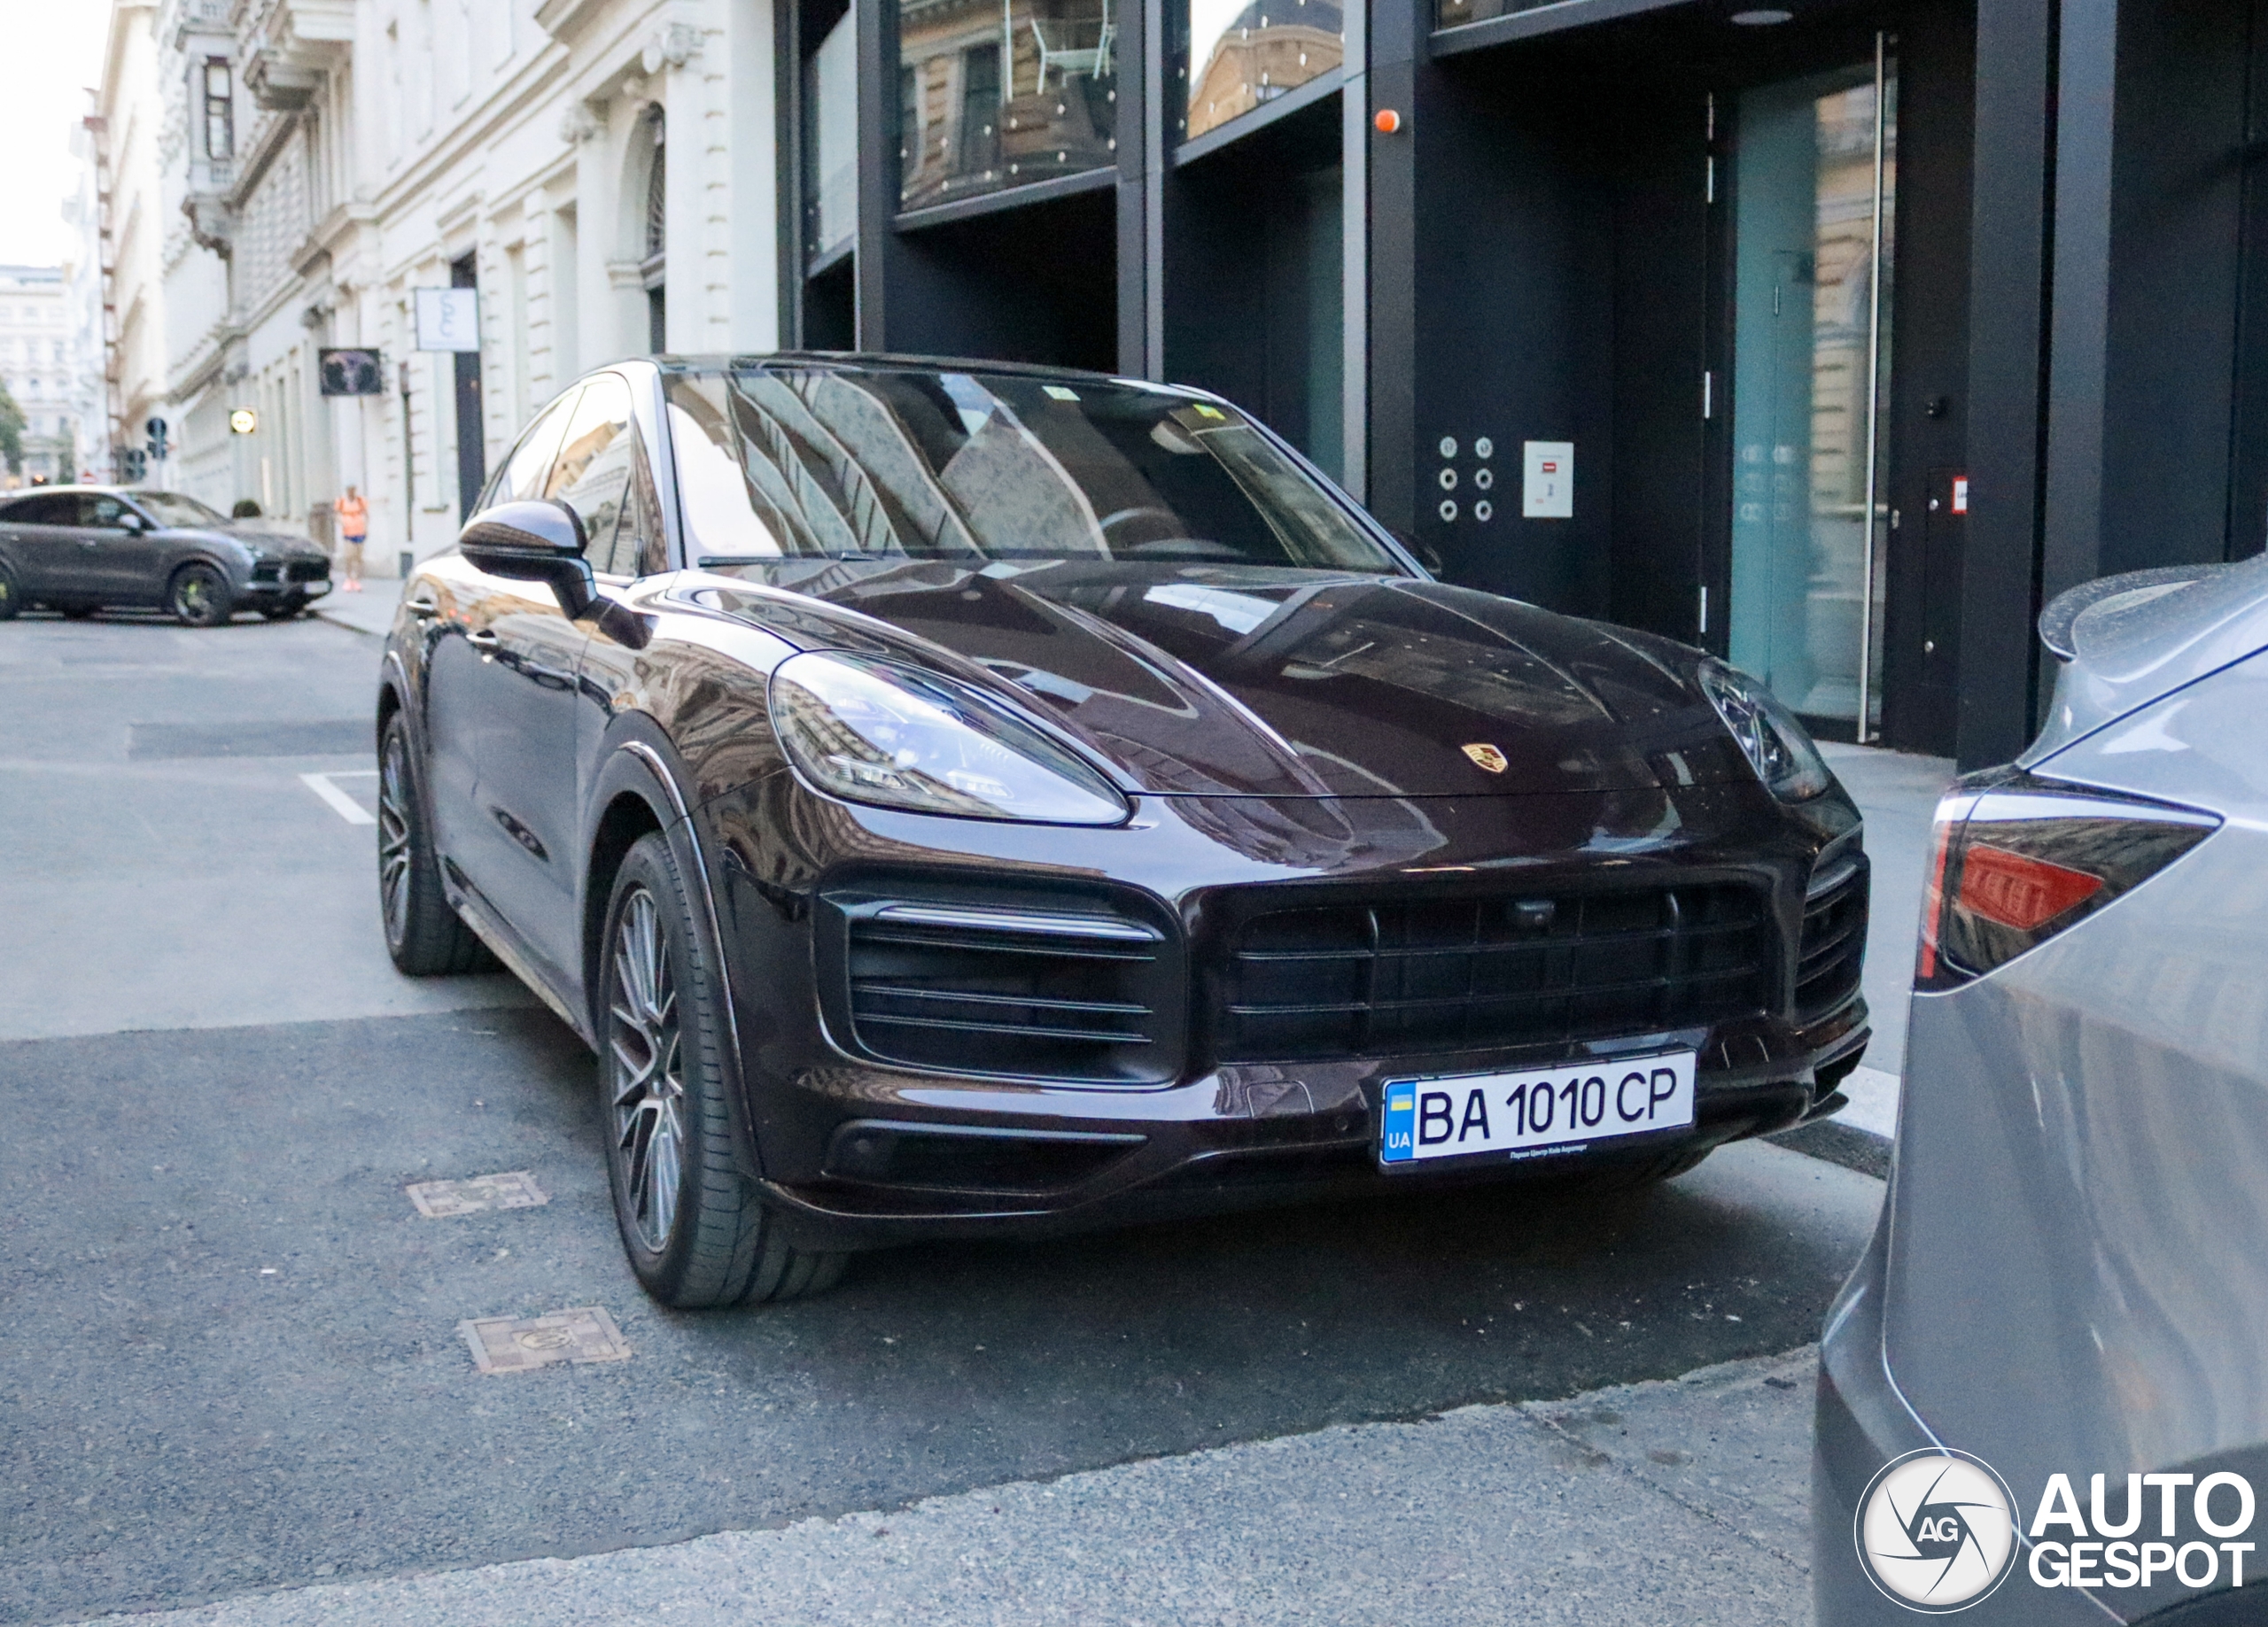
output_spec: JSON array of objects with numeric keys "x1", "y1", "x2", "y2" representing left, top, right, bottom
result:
[
  {"x1": 377, "y1": 732, "x2": 412, "y2": 949},
  {"x1": 179, "y1": 574, "x2": 211, "y2": 616},
  {"x1": 608, "y1": 887, "x2": 685, "y2": 1254}
]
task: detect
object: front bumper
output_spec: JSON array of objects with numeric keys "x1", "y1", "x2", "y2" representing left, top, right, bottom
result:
[
  {"x1": 703, "y1": 771, "x2": 1873, "y2": 1251},
  {"x1": 760, "y1": 1006, "x2": 1868, "y2": 1250},
  {"x1": 242, "y1": 562, "x2": 332, "y2": 601}
]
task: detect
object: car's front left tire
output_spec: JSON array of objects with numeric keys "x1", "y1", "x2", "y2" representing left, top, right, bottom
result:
[
  {"x1": 0, "y1": 562, "x2": 19, "y2": 621},
  {"x1": 377, "y1": 711, "x2": 493, "y2": 974},
  {"x1": 601, "y1": 831, "x2": 846, "y2": 1309},
  {"x1": 168, "y1": 563, "x2": 233, "y2": 627}
]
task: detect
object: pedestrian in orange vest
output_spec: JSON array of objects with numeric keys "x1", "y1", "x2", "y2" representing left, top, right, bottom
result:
[{"x1": 333, "y1": 486, "x2": 369, "y2": 592}]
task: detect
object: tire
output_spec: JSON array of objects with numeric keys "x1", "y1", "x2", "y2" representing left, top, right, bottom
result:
[
  {"x1": 168, "y1": 562, "x2": 233, "y2": 627},
  {"x1": 377, "y1": 711, "x2": 494, "y2": 974},
  {"x1": 600, "y1": 831, "x2": 847, "y2": 1309},
  {"x1": 261, "y1": 598, "x2": 308, "y2": 622},
  {"x1": 58, "y1": 603, "x2": 97, "y2": 620},
  {"x1": 0, "y1": 563, "x2": 18, "y2": 621}
]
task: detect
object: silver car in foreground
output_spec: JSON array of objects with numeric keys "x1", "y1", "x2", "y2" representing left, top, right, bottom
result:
[{"x1": 1816, "y1": 556, "x2": 2268, "y2": 1623}]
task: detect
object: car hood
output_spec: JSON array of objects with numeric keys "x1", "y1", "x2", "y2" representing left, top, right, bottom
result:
[
  {"x1": 192, "y1": 520, "x2": 328, "y2": 555},
  {"x1": 693, "y1": 561, "x2": 1753, "y2": 798},
  {"x1": 2024, "y1": 553, "x2": 2268, "y2": 765}
]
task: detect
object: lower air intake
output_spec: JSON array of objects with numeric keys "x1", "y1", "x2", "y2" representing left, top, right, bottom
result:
[{"x1": 827, "y1": 891, "x2": 1185, "y2": 1084}]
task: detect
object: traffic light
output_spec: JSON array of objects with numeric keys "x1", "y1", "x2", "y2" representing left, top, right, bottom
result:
[{"x1": 145, "y1": 416, "x2": 169, "y2": 462}]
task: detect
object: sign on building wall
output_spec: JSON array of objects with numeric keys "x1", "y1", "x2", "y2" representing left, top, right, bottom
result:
[
  {"x1": 319, "y1": 348, "x2": 385, "y2": 396},
  {"x1": 413, "y1": 289, "x2": 480, "y2": 353}
]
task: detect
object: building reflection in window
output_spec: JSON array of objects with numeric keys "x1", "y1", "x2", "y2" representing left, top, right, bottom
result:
[
  {"x1": 1180, "y1": 0, "x2": 1342, "y2": 142},
  {"x1": 804, "y1": 11, "x2": 858, "y2": 264},
  {"x1": 897, "y1": 0, "x2": 1117, "y2": 211}
]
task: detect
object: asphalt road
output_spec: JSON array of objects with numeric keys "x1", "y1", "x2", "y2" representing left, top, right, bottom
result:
[{"x1": 0, "y1": 607, "x2": 1887, "y2": 1624}]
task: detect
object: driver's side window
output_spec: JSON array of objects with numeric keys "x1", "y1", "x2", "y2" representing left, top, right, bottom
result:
[
  {"x1": 542, "y1": 374, "x2": 663, "y2": 578},
  {"x1": 82, "y1": 496, "x2": 130, "y2": 530},
  {"x1": 485, "y1": 388, "x2": 582, "y2": 512}
]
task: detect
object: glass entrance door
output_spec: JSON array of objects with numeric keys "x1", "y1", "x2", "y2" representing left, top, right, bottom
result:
[{"x1": 1727, "y1": 51, "x2": 1895, "y2": 738}]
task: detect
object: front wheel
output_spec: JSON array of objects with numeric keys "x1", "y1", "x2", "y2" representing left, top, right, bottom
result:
[
  {"x1": 261, "y1": 597, "x2": 308, "y2": 622},
  {"x1": 168, "y1": 563, "x2": 233, "y2": 627},
  {"x1": 601, "y1": 832, "x2": 847, "y2": 1308},
  {"x1": 377, "y1": 712, "x2": 493, "y2": 974},
  {"x1": 0, "y1": 562, "x2": 18, "y2": 620}
]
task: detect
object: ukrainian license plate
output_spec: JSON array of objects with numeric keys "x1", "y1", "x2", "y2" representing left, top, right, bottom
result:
[{"x1": 1379, "y1": 1050, "x2": 1697, "y2": 1166}]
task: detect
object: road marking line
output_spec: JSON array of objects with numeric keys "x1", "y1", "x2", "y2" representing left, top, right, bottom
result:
[
  {"x1": 408, "y1": 1170, "x2": 549, "y2": 1218},
  {"x1": 459, "y1": 1307, "x2": 631, "y2": 1375},
  {"x1": 299, "y1": 770, "x2": 377, "y2": 825}
]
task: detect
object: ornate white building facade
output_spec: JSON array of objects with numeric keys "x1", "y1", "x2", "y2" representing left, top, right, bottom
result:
[{"x1": 107, "y1": 0, "x2": 785, "y2": 564}]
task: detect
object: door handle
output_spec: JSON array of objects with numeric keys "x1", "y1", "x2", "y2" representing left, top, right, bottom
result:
[
  {"x1": 405, "y1": 596, "x2": 439, "y2": 619},
  {"x1": 466, "y1": 628, "x2": 501, "y2": 654}
]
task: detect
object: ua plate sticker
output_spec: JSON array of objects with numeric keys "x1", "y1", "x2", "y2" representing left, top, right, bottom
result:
[{"x1": 1379, "y1": 1050, "x2": 1697, "y2": 1165}]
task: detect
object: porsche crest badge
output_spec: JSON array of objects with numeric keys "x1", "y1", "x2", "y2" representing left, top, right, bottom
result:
[{"x1": 1462, "y1": 743, "x2": 1509, "y2": 774}]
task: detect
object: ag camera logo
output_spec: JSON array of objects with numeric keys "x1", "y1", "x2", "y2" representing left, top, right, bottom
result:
[{"x1": 1855, "y1": 1449, "x2": 2020, "y2": 1613}]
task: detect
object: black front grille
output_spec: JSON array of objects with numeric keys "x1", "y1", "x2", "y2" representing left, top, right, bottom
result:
[
  {"x1": 837, "y1": 899, "x2": 1184, "y2": 1083},
  {"x1": 1216, "y1": 883, "x2": 1775, "y2": 1063},
  {"x1": 1796, "y1": 859, "x2": 1868, "y2": 1023},
  {"x1": 287, "y1": 559, "x2": 330, "y2": 583}
]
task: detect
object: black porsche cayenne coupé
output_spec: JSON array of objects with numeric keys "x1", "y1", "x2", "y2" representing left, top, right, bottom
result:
[{"x1": 376, "y1": 355, "x2": 1871, "y2": 1307}]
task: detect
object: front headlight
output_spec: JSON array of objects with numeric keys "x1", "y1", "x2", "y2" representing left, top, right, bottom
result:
[
  {"x1": 1697, "y1": 662, "x2": 1831, "y2": 802},
  {"x1": 768, "y1": 651, "x2": 1131, "y2": 825}
]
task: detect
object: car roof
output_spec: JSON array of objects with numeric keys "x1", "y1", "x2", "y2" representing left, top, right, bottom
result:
[{"x1": 650, "y1": 352, "x2": 1207, "y2": 393}]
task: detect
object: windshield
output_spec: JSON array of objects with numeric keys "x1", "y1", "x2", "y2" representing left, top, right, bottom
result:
[
  {"x1": 133, "y1": 492, "x2": 228, "y2": 529},
  {"x1": 664, "y1": 367, "x2": 1406, "y2": 574}
]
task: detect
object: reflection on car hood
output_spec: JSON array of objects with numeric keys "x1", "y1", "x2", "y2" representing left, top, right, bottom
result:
[
  {"x1": 2025, "y1": 552, "x2": 2268, "y2": 765},
  {"x1": 695, "y1": 561, "x2": 1751, "y2": 797}
]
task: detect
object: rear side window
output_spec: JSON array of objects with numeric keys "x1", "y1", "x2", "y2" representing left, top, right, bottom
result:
[{"x1": 0, "y1": 494, "x2": 71, "y2": 525}]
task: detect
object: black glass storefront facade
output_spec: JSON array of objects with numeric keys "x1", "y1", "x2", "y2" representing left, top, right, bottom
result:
[{"x1": 776, "y1": 0, "x2": 2268, "y2": 768}]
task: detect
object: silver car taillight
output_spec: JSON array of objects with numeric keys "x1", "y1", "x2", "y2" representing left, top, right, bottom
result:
[{"x1": 1915, "y1": 771, "x2": 2219, "y2": 991}]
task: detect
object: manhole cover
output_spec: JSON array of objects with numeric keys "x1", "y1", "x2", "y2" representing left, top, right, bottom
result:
[
  {"x1": 128, "y1": 720, "x2": 370, "y2": 759},
  {"x1": 458, "y1": 1307, "x2": 630, "y2": 1375},
  {"x1": 407, "y1": 1171, "x2": 549, "y2": 1218}
]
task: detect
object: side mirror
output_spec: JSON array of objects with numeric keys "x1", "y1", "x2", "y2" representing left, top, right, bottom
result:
[
  {"x1": 460, "y1": 499, "x2": 598, "y2": 619},
  {"x1": 117, "y1": 511, "x2": 149, "y2": 533}
]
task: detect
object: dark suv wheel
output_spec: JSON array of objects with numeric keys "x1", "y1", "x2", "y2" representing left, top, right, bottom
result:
[
  {"x1": 600, "y1": 831, "x2": 846, "y2": 1308},
  {"x1": 377, "y1": 711, "x2": 493, "y2": 974},
  {"x1": 168, "y1": 562, "x2": 233, "y2": 627}
]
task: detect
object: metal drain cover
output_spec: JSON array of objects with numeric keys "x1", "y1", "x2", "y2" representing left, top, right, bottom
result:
[
  {"x1": 458, "y1": 1307, "x2": 630, "y2": 1375},
  {"x1": 407, "y1": 1171, "x2": 548, "y2": 1218}
]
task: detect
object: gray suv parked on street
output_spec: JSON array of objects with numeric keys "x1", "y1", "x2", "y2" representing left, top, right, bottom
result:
[
  {"x1": 0, "y1": 485, "x2": 331, "y2": 625},
  {"x1": 1816, "y1": 555, "x2": 2268, "y2": 1623}
]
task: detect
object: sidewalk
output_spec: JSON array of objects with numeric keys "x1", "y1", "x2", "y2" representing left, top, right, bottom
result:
[
  {"x1": 313, "y1": 579, "x2": 405, "y2": 639},
  {"x1": 66, "y1": 1341, "x2": 1829, "y2": 1627}
]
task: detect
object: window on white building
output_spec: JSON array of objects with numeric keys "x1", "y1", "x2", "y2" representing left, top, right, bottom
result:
[{"x1": 204, "y1": 59, "x2": 234, "y2": 159}]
